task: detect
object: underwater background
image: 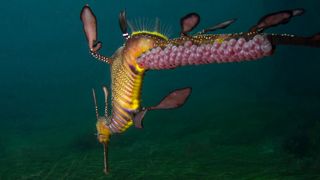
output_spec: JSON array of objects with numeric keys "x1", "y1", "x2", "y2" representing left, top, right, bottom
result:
[{"x1": 1, "y1": 0, "x2": 320, "y2": 179}]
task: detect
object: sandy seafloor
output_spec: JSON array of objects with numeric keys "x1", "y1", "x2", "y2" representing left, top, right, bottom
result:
[{"x1": 1, "y1": 0, "x2": 320, "y2": 179}]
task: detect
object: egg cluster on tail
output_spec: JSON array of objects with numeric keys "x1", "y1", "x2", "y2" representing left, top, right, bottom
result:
[{"x1": 137, "y1": 35, "x2": 273, "y2": 70}]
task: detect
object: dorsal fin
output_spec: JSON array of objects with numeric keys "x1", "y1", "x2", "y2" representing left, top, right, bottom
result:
[{"x1": 154, "y1": 17, "x2": 160, "y2": 32}]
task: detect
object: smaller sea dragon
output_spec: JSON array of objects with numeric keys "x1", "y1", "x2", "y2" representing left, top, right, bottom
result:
[{"x1": 80, "y1": 5, "x2": 320, "y2": 174}]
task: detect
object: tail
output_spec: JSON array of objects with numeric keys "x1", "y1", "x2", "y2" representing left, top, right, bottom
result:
[
  {"x1": 248, "y1": 8, "x2": 320, "y2": 48},
  {"x1": 268, "y1": 33, "x2": 320, "y2": 48}
]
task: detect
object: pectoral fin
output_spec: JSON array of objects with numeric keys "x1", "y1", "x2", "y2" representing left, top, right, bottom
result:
[
  {"x1": 133, "y1": 87, "x2": 192, "y2": 128},
  {"x1": 133, "y1": 108, "x2": 148, "y2": 128}
]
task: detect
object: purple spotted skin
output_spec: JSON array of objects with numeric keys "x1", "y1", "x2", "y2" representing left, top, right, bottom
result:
[{"x1": 137, "y1": 35, "x2": 273, "y2": 70}]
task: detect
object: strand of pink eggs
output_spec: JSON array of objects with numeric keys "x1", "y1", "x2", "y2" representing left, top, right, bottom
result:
[{"x1": 137, "y1": 34, "x2": 273, "y2": 70}]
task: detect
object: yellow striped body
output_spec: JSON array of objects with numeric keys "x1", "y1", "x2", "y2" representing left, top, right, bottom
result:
[{"x1": 106, "y1": 33, "x2": 166, "y2": 133}]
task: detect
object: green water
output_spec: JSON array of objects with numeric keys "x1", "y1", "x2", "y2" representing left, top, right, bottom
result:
[{"x1": 1, "y1": 0, "x2": 320, "y2": 179}]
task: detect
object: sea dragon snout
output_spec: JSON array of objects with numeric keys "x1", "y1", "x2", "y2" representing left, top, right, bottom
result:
[
  {"x1": 92, "y1": 86, "x2": 191, "y2": 174},
  {"x1": 80, "y1": 4, "x2": 320, "y2": 174}
]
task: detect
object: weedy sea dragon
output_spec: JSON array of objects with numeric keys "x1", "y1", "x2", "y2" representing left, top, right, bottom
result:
[{"x1": 80, "y1": 4, "x2": 320, "y2": 174}]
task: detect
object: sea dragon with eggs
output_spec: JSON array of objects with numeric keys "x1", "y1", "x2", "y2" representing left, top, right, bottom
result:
[{"x1": 80, "y1": 5, "x2": 320, "y2": 174}]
